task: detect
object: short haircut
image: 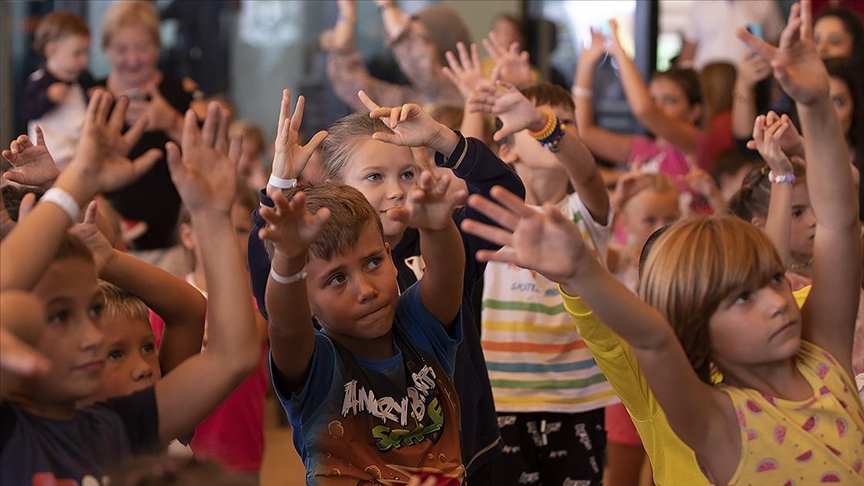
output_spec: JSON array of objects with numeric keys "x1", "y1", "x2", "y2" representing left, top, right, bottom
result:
[
  {"x1": 320, "y1": 112, "x2": 394, "y2": 181},
  {"x1": 101, "y1": 0, "x2": 161, "y2": 50},
  {"x1": 33, "y1": 11, "x2": 90, "y2": 55},
  {"x1": 264, "y1": 182, "x2": 383, "y2": 262},
  {"x1": 99, "y1": 280, "x2": 149, "y2": 323}
]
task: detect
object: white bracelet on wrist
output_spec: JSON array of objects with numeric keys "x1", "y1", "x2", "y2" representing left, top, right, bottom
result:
[
  {"x1": 268, "y1": 174, "x2": 297, "y2": 189},
  {"x1": 270, "y1": 265, "x2": 307, "y2": 284},
  {"x1": 572, "y1": 86, "x2": 593, "y2": 98},
  {"x1": 41, "y1": 188, "x2": 81, "y2": 222}
]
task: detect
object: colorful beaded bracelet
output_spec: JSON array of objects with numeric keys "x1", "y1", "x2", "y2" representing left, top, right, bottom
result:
[{"x1": 768, "y1": 171, "x2": 796, "y2": 184}]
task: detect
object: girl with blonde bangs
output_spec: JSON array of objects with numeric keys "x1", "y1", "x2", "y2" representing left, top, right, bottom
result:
[{"x1": 461, "y1": 3, "x2": 863, "y2": 483}]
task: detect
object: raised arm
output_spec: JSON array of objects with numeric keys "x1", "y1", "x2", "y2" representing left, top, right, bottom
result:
[
  {"x1": 731, "y1": 52, "x2": 772, "y2": 141},
  {"x1": 2, "y1": 126, "x2": 60, "y2": 189},
  {"x1": 321, "y1": 0, "x2": 423, "y2": 111},
  {"x1": 154, "y1": 104, "x2": 259, "y2": 444},
  {"x1": 739, "y1": 0, "x2": 861, "y2": 375},
  {"x1": 442, "y1": 42, "x2": 491, "y2": 142},
  {"x1": 750, "y1": 113, "x2": 796, "y2": 268},
  {"x1": 607, "y1": 21, "x2": 702, "y2": 158},
  {"x1": 468, "y1": 82, "x2": 609, "y2": 224},
  {"x1": 258, "y1": 191, "x2": 330, "y2": 391},
  {"x1": 574, "y1": 28, "x2": 633, "y2": 165},
  {"x1": 461, "y1": 186, "x2": 729, "y2": 466},
  {"x1": 0, "y1": 91, "x2": 160, "y2": 292}
]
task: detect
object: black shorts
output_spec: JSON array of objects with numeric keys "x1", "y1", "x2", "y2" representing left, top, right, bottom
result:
[{"x1": 490, "y1": 409, "x2": 606, "y2": 486}]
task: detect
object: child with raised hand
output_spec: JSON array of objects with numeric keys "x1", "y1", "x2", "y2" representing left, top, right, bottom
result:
[
  {"x1": 467, "y1": 81, "x2": 615, "y2": 485},
  {"x1": 463, "y1": 2, "x2": 864, "y2": 483},
  {"x1": 66, "y1": 201, "x2": 207, "y2": 404},
  {"x1": 259, "y1": 173, "x2": 467, "y2": 483},
  {"x1": 0, "y1": 93, "x2": 259, "y2": 484},
  {"x1": 575, "y1": 25, "x2": 705, "y2": 202},
  {"x1": 249, "y1": 88, "x2": 522, "y2": 481}
]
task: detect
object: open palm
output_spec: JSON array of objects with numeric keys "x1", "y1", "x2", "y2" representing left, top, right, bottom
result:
[
  {"x1": 461, "y1": 186, "x2": 591, "y2": 284},
  {"x1": 272, "y1": 89, "x2": 328, "y2": 181},
  {"x1": 2, "y1": 126, "x2": 59, "y2": 188},
  {"x1": 389, "y1": 170, "x2": 465, "y2": 231},
  {"x1": 258, "y1": 191, "x2": 331, "y2": 260}
]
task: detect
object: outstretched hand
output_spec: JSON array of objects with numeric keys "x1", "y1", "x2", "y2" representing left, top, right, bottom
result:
[
  {"x1": 736, "y1": 0, "x2": 828, "y2": 105},
  {"x1": 272, "y1": 89, "x2": 328, "y2": 182},
  {"x1": 460, "y1": 186, "x2": 593, "y2": 284},
  {"x1": 467, "y1": 82, "x2": 545, "y2": 141},
  {"x1": 442, "y1": 42, "x2": 489, "y2": 99},
  {"x1": 579, "y1": 27, "x2": 609, "y2": 66},
  {"x1": 68, "y1": 90, "x2": 162, "y2": 195},
  {"x1": 389, "y1": 170, "x2": 466, "y2": 231},
  {"x1": 483, "y1": 32, "x2": 533, "y2": 88},
  {"x1": 2, "y1": 126, "x2": 59, "y2": 188},
  {"x1": 165, "y1": 103, "x2": 239, "y2": 214},
  {"x1": 258, "y1": 191, "x2": 331, "y2": 260}
]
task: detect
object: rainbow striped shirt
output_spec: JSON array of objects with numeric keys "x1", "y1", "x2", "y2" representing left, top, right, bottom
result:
[{"x1": 481, "y1": 193, "x2": 618, "y2": 413}]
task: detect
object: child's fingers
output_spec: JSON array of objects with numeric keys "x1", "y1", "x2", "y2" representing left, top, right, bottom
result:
[
  {"x1": 470, "y1": 42, "x2": 481, "y2": 66},
  {"x1": 457, "y1": 42, "x2": 471, "y2": 69},
  {"x1": 123, "y1": 115, "x2": 149, "y2": 153},
  {"x1": 466, "y1": 193, "x2": 520, "y2": 230},
  {"x1": 228, "y1": 132, "x2": 244, "y2": 166},
  {"x1": 735, "y1": 27, "x2": 777, "y2": 62},
  {"x1": 215, "y1": 108, "x2": 232, "y2": 154},
  {"x1": 130, "y1": 148, "x2": 163, "y2": 181},
  {"x1": 772, "y1": 122, "x2": 790, "y2": 141},
  {"x1": 389, "y1": 106, "x2": 401, "y2": 128},
  {"x1": 276, "y1": 89, "x2": 291, "y2": 138},
  {"x1": 461, "y1": 218, "x2": 513, "y2": 248},
  {"x1": 482, "y1": 37, "x2": 501, "y2": 60},
  {"x1": 368, "y1": 107, "x2": 392, "y2": 120},
  {"x1": 85, "y1": 90, "x2": 103, "y2": 125},
  {"x1": 34, "y1": 125, "x2": 45, "y2": 146},
  {"x1": 83, "y1": 201, "x2": 98, "y2": 225},
  {"x1": 371, "y1": 132, "x2": 401, "y2": 145},
  {"x1": 96, "y1": 90, "x2": 113, "y2": 124},
  {"x1": 200, "y1": 103, "x2": 221, "y2": 148},
  {"x1": 290, "y1": 95, "x2": 307, "y2": 132},
  {"x1": 109, "y1": 96, "x2": 129, "y2": 132},
  {"x1": 0, "y1": 328, "x2": 51, "y2": 377},
  {"x1": 442, "y1": 67, "x2": 460, "y2": 87},
  {"x1": 180, "y1": 109, "x2": 200, "y2": 152},
  {"x1": 490, "y1": 185, "x2": 537, "y2": 219},
  {"x1": 800, "y1": 0, "x2": 813, "y2": 41},
  {"x1": 303, "y1": 130, "x2": 329, "y2": 154},
  {"x1": 752, "y1": 115, "x2": 765, "y2": 142},
  {"x1": 17, "y1": 134, "x2": 33, "y2": 150},
  {"x1": 358, "y1": 90, "x2": 380, "y2": 112},
  {"x1": 444, "y1": 51, "x2": 461, "y2": 73}
]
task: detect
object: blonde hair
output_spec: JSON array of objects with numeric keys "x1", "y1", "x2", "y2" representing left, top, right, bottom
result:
[
  {"x1": 638, "y1": 216, "x2": 784, "y2": 383},
  {"x1": 622, "y1": 174, "x2": 678, "y2": 211},
  {"x1": 33, "y1": 11, "x2": 90, "y2": 55},
  {"x1": 101, "y1": 1, "x2": 161, "y2": 50},
  {"x1": 99, "y1": 280, "x2": 149, "y2": 323},
  {"x1": 320, "y1": 113, "x2": 395, "y2": 181}
]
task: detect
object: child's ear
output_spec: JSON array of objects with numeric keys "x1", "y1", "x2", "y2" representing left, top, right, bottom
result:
[
  {"x1": 497, "y1": 142, "x2": 519, "y2": 164},
  {"x1": 690, "y1": 103, "x2": 703, "y2": 125},
  {"x1": 179, "y1": 223, "x2": 196, "y2": 251},
  {"x1": 44, "y1": 41, "x2": 58, "y2": 59},
  {"x1": 751, "y1": 216, "x2": 766, "y2": 229}
]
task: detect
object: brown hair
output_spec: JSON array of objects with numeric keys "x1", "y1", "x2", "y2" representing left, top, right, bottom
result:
[
  {"x1": 652, "y1": 68, "x2": 703, "y2": 107},
  {"x1": 727, "y1": 161, "x2": 808, "y2": 222},
  {"x1": 319, "y1": 112, "x2": 396, "y2": 180},
  {"x1": 230, "y1": 120, "x2": 265, "y2": 156},
  {"x1": 699, "y1": 62, "x2": 736, "y2": 128},
  {"x1": 622, "y1": 174, "x2": 678, "y2": 211},
  {"x1": 521, "y1": 82, "x2": 575, "y2": 112},
  {"x1": 638, "y1": 216, "x2": 784, "y2": 383},
  {"x1": 264, "y1": 182, "x2": 383, "y2": 262},
  {"x1": 33, "y1": 11, "x2": 90, "y2": 55},
  {"x1": 98, "y1": 280, "x2": 149, "y2": 322},
  {"x1": 101, "y1": 1, "x2": 161, "y2": 50}
]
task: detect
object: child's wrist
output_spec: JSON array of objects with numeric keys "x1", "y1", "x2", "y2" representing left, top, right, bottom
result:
[
  {"x1": 429, "y1": 127, "x2": 460, "y2": 155},
  {"x1": 527, "y1": 108, "x2": 549, "y2": 133}
]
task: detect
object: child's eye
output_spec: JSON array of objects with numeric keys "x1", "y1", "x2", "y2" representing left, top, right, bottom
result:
[
  {"x1": 365, "y1": 173, "x2": 382, "y2": 182},
  {"x1": 643, "y1": 217, "x2": 657, "y2": 226},
  {"x1": 107, "y1": 350, "x2": 124, "y2": 361},
  {"x1": 734, "y1": 291, "x2": 751, "y2": 305},
  {"x1": 142, "y1": 343, "x2": 156, "y2": 355},
  {"x1": 89, "y1": 303, "x2": 104, "y2": 319},
  {"x1": 791, "y1": 208, "x2": 805, "y2": 218},
  {"x1": 366, "y1": 258, "x2": 382, "y2": 271},
  {"x1": 48, "y1": 310, "x2": 70, "y2": 325},
  {"x1": 327, "y1": 274, "x2": 347, "y2": 287},
  {"x1": 400, "y1": 170, "x2": 415, "y2": 180}
]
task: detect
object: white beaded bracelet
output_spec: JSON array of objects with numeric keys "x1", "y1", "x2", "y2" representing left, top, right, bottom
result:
[
  {"x1": 268, "y1": 174, "x2": 297, "y2": 189},
  {"x1": 270, "y1": 265, "x2": 307, "y2": 284},
  {"x1": 41, "y1": 187, "x2": 81, "y2": 222}
]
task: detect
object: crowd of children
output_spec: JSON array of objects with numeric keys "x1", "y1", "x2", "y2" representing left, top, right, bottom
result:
[{"x1": 2, "y1": 0, "x2": 863, "y2": 485}]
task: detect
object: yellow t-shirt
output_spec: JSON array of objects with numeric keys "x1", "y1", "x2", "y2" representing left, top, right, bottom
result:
[{"x1": 560, "y1": 286, "x2": 815, "y2": 486}]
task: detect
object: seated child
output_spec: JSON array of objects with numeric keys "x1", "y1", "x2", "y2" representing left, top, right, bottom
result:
[
  {"x1": 258, "y1": 179, "x2": 467, "y2": 485},
  {"x1": 21, "y1": 11, "x2": 96, "y2": 168}
]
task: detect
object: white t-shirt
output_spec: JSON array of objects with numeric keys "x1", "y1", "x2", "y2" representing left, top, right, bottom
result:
[{"x1": 684, "y1": 0, "x2": 783, "y2": 69}]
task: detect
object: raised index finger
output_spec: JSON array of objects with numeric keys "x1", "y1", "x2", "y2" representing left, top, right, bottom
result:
[
  {"x1": 358, "y1": 90, "x2": 381, "y2": 112},
  {"x1": 735, "y1": 27, "x2": 777, "y2": 63}
]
